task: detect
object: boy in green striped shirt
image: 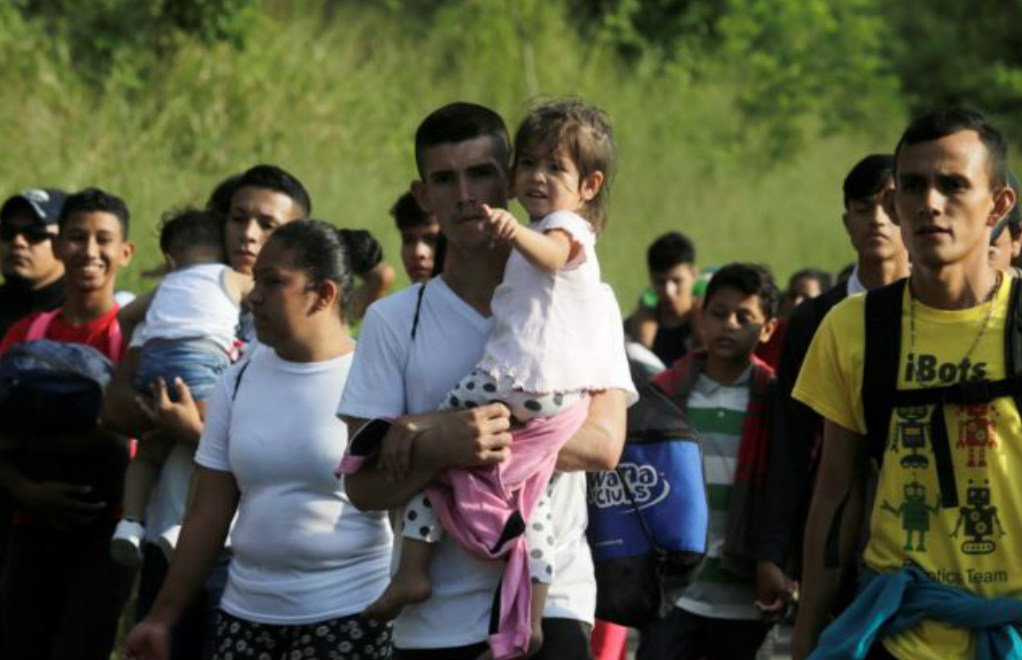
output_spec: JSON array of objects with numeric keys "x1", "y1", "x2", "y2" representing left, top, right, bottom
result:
[{"x1": 637, "y1": 263, "x2": 781, "y2": 660}]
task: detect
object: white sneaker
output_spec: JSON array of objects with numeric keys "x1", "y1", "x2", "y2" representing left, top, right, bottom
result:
[
  {"x1": 157, "y1": 524, "x2": 181, "y2": 562},
  {"x1": 110, "y1": 519, "x2": 145, "y2": 568}
]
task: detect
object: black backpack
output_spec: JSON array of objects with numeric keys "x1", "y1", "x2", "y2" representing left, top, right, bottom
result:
[{"x1": 861, "y1": 276, "x2": 1022, "y2": 509}]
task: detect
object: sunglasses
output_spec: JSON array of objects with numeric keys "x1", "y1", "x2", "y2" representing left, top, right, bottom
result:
[{"x1": 0, "y1": 223, "x2": 54, "y2": 244}]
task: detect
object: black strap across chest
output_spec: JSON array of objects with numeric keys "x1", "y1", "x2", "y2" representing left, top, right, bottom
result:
[{"x1": 862, "y1": 276, "x2": 1022, "y2": 509}]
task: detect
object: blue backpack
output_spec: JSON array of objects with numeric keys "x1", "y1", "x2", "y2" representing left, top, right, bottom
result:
[
  {"x1": 0, "y1": 311, "x2": 117, "y2": 435},
  {"x1": 586, "y1": 380, "x2": 708, "y2": 626}
]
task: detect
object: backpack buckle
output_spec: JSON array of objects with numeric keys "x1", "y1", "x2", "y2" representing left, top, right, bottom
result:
[{"x1": 957, "y1": 380, "x2": 993, "y2": 405}]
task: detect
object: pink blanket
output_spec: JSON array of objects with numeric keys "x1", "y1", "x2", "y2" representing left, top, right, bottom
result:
[{"x1": 338, "y1": 398, "x2": 590, "y2": 659}]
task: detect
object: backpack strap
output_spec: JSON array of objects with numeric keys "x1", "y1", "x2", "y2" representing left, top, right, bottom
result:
[
  {"x1": 862, "y1": 278, "x2": 906, "y2": 464},
  {"x1": 410, "y1": 282, "x2": 427, "y2": 340},
  {"x1": 1005, "y1": 276, "x2": 1022, "y2": 414},
  {"x1": 107, "y1": 319, "x2": 124, "y2": 363},
  {"x1": 26, "y1": 310, "x2": 60, "y2": 341}
]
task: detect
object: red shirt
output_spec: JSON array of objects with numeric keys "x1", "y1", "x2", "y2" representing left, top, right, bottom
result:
[
  {"x1": 1, "y1": 305, "x2": 122, "y2": 360},
  {"x1": 1, "y1": 304, "x2": 126, "y2": 527}
]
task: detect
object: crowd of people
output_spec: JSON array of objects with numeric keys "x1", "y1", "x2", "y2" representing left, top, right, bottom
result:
[{"x1": 0, "y1": 100, "x2": 1018, "y2": 660}]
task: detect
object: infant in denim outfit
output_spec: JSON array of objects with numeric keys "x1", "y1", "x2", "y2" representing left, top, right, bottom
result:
[{"x1": 111, "y1": 208, "x2": 251, "y2": 568}]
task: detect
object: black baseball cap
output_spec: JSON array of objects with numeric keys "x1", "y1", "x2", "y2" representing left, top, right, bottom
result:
[{"x1": 0, "y1": 188, "x2": 68, "y2": 226}]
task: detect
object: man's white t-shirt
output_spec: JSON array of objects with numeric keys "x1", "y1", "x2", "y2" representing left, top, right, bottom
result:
[
  {"x1": 196, "y1": 345, "x2": 392, "y2": 624},
  {"x1": 339, "y1": 276, "x2": 630, "y2": 649}
]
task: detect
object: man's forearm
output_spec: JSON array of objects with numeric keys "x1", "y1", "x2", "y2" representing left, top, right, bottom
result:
[
  {"x1": 555, "y1": 389, "x2": 626, "y2": 472},
  {"x1": 792, "y1": 421, "x2": 868, "y2": 660}
]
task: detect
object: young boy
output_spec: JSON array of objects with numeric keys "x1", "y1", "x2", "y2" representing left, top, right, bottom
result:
[
  {"x1": 0, "y1": 187, "x2": 135, "y2": 660},
  {"x1": 110, "y1": 208, "x2": 250, "y2": 568},
  {"x1": 637, "y1": 262, "x2": 779, "y2": 660},
  {"x1": 626, "y1": 231, "x2": 698, "y2": 366},
  {"x1": 391, "y1": 191, "x2": 440, "y2": 283}
]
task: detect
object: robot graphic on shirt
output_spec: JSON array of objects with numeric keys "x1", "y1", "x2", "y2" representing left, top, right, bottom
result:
[
  {"x1": 956, "y1": 403, "x2": 997, "y2": 468},
  {"x1": 880, "y1": 479, "x2": 940, "y2": 552},
  {"x1": 952, "y1": 479, "x2": 1005, "y2": 555},
  {"x1": 891, "y1": 406, "x2": 931, "y2": 470}
]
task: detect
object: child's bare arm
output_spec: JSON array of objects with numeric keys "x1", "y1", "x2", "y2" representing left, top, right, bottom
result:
[
  {"x1": 223, "y1": 270, "x2": 253, "y2": 306},
  {"x1": 117, "y1": 289, "x2": 155, "y2": 342},
  {"x1": 482, "y1": 205, "x2": 577, "y2": 273}
]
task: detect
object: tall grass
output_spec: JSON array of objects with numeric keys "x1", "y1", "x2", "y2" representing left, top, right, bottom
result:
[{"x1": 0, "y1": 1, "x2": 906, "y2": 308}]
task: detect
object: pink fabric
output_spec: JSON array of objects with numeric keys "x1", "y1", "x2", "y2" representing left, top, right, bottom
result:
[{"x1": 425, "y1": 398, "x2": 590, "y2": 660}]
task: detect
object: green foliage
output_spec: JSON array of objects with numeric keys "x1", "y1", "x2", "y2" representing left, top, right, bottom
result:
[
  {"x1": 3, "y1": 0, "x2": 1015, "y2": 311},
  {"x1": 881, "y1": 0, "x2": 1022, "y2": 142},
  {"x1": 12, "y1": 0, "x2": 255, "y2": 89}
]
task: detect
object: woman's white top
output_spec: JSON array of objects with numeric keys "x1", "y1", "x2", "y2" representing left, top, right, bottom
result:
[
  {"x1": 195, "y1": 344, "x2": 392, "y2": 624},
  {"x1": 481, "y1": 210, "x2": 637, "y2": 402},
  {"x1": 140, "y1": 263, "x2": 240, "y2": 351}
]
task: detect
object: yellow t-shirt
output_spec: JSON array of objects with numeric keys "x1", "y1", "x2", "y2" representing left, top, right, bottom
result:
[{"x1": 794, "y1": 281, "x2": 1022, "y2": 660}]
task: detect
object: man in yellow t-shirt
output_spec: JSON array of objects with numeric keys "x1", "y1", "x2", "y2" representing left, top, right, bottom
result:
[{"x1": 791, "y1": 108, "x2": 1019, "y2": 660}]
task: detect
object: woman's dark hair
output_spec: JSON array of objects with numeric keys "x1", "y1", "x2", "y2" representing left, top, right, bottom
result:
[
  {"x1": 266, "y1": 220, "x2": 383, "y2": 319},
  {"x1": 206, "y1": 173, "x2": 243, "y2": 224}
]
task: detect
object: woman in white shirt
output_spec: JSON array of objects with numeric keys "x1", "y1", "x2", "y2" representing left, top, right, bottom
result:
[{"x1": 122, "y1": 220, "x2": 393, "y2": 660}]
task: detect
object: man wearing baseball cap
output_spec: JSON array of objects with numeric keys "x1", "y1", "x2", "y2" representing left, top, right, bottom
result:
[{"x1": 0, "y1": 188, "x2": 67, "y2": 338}]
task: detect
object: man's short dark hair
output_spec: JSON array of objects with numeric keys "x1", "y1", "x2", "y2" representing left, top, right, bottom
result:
[
  {"x1": 414, "y1": 103, "x2": 510, "y2": 177},
  {"x1": 390, "y1": 192, "x2": 433, "y2": 231},
  {"x1": 58, "y1": 187, "x2": 130, "y2": 238},
  {"x1": 895, "y1": 108, "x2": 1008, "y2": 188},
  {"x1": 843, "y1": 154, "x2": 894, "y2": 208},
  {"x1": 159, "y1": 207, "x2": 224, "y2": 260},
  {"x1": 704, "y1": 263, "x2": 780, "y2": 319},
  {"x1": 234, "y1": 164, "x2": 312, "y2": 218},
  {"x1": 647, "y1": 231, "x2": 695, "y2": 273}
]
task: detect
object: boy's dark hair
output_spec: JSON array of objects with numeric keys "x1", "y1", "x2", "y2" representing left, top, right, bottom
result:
[
  {"x1": 159, "y1": 208, "x2": 225, "y2": 260},
  {"x1": 788, "y1": 268, "x2": 832, "y2": 294},
  {"x1": 513, "y1": 99, "x2": 615, "y2": 232},
  {"x1": 390, "y1": 192, "x2": 433, "y2": 231},
  {"x1": 843, "y1": 154, "x2": 894, "y2": 208},
  {"x1": 58, "y1": 187, "x2": 130, "y2": 238},
  {"x1": 414, "y1": 102, "x2": 510, "y2": 178},
  {"x1": 704, "y1": 263, "x2": 780, "y2": 319},
  {"x1": 895, "y1": 108, "x2": 1008, "y2": 188},
  {"x1": 234, "y1": 164, "x2": 312, "y2": 218},
  {"x1": 647, "y1": 231, "x2": 695, "y2": 273}
]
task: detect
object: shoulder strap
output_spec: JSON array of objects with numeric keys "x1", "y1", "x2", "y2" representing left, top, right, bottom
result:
[
  {"x1": 26, "y1": 310, "x2": 60, "y2": 341},
  {"x1": 107, "y1": 318, "x2": 124, "y2": 363},
  {"x1": 862, "y1": 278, "x2": 907, "y2": 464},
  {"x1": 403, "y1": 282, "x2": 428, "y2": 407},
  {"x1": 1005, "y1": 277, "x2": 1022, "y2": 415},
  {"x1": 231, "y1": 355, "x2": 253, "y2": 402},
  {"x1": 410, "y1": 282, "x2": 427, "y2": 340}
]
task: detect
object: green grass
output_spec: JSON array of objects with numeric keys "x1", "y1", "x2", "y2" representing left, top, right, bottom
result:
[{"x1": 0, "y1": 1, "x2": 908, "y2": 312}]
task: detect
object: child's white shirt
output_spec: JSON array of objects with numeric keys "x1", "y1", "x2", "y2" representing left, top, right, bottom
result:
[
  {"x1": 139, "y1": 263, "x2": 240, "y2": 352},
  {"x1": 481, "y1": 210, "x2": 637, "y2": 401}
]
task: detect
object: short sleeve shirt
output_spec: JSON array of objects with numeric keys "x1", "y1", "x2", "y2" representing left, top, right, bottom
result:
[{"x1": 794, "y1": 283, "x2": 1022, "y2": 660}]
